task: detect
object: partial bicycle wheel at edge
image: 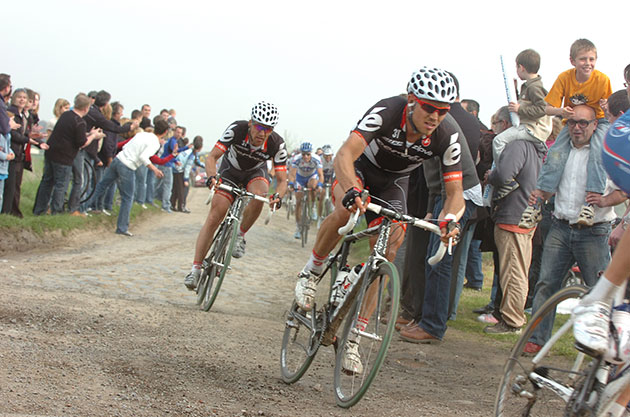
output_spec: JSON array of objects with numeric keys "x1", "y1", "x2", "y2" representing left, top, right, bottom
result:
[
  {"x1": 333, "y1": 261, "x2": 400, "y2": 408},
  {"x1": 494, "y1": 285, "x2": 589, "y2": 417},
  {"x1": 198, "y1": 220, "x2": 239, "y2": 312}
]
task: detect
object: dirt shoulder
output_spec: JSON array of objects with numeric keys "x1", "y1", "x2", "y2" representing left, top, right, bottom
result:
[{"x1": 0, "y1": 187, "x2": 508, "y2": 416}]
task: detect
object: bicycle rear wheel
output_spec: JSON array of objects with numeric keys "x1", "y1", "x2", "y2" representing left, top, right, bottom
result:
[
  {"x1": 333, "y1": 261, "x2": 400, "y2": 408},
  {"x1": 197, "y1": 219, "x2": 239, "y2": 311},
  {"x1": 494, "y1": 285, "x2": 590, "y2": 416}
]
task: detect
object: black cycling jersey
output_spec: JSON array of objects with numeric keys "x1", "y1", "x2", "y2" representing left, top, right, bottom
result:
[
  {"x1": 352, "y1": 96, "x2": 463, "y2": 183},
  {"x1": 214, "y1": 120, "x2": 288, "y2": 173}
]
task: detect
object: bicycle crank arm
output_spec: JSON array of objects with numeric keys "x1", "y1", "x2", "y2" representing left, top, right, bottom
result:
[
  {"x1": 351, "y1": 328, "x2": 383, "y2": 342},
  {"x1": 528, "y1": 372, "x2": 573, "y2": 402}
]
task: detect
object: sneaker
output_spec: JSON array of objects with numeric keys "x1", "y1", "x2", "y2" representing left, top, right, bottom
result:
[
  {"x1": 102, "y1": 209, "x2": 112, "y2": 216},
  {"x1": 463, "y1": 282, "x2": 482, "y2": 292},
  {"x1": 522, "y1": 342, "x2": 542, "y2": 356},
  {"x1": 576, "y1": 204, "x2": 595, "y2": 227},
  {"x1": 161, "y1": 207, "x2": 173, "y2": 214},
  {"x1": 294, "y1": 271, "x2": 317, "y2": 311},
  {"x1": 115, "y1": 230, "x2": 133, "y2": 237},
  {"x1": 232, "y1": 235, "x2": 246, "y2": 259},
  {"x1": 572, "y1": 301, "x2": 610, "y2": 356},
  {"x1": 182, "y1": 207, "x2": 191, "y2": 214},
  {"x1": 483, "y1": 320, "x2": 521, "y2": 335},
  {"x1": 342, "y1": 339, "x2": 363, "y2": 374},
  {"x1": 70, "y1": 211, "x2": 87, "y2": 218},
  {"x1": 493, "y1": 179, "x2": 520, "y2": 201},
  {"x1": 141, "y1": 203, "x2": 148, "y2": 210},
  {"x1": 311, "y1": 206, "x2": 318, "y2": 221},
  {"x1": 317, "y1": 217, "x2": 323, "y2": 229},
  {"x1": 294, "y1": 227, "x2": 301, "y2": 239},
  {"x1": 184, "y1": 270, "x2": 200, "y2": 291},
  {"x1": 477, "y1": 313, "x2": 499, "y2": 324},
  {"x1": 518, "y1": 202, "x2": 542, "y2": 229}
]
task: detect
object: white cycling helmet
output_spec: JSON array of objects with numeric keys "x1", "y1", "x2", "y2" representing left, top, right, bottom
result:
[
  {"x1": 407, "y1": 67, "x2": 457, "y2": 104},
  {"x1": 251, "y1": 101, "x2": 279, "y2": 127},
  {"x1": 322, "y1": 145, "x2": 333, "y2": 155}
]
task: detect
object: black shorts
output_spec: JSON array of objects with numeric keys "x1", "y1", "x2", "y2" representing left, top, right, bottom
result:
[
  {"x1": 218, "y1": 159, "x2": 269, "y2": 199},
  {"x1": 335, "y1": 156, "x2": 410, "y2": 225}
]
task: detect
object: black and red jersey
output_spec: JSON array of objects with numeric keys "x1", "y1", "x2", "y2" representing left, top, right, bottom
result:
[
  {"x1": 214, "y1": 120, "x2": 288, "y2": 172},
  {"x1": 352, "y1": 96, "x2": 463, "y2": 183}
]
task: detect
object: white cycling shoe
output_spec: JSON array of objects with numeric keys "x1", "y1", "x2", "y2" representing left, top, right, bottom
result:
[
  {"x1": 572, "y1": 301, "x2": 610, "y2": 356},
  {"x1": 294, "y1": 271, "x2": 317, "y2": 311},
  {"x1": 342, "y1": 339, "x2": 363, "y2": 374}
]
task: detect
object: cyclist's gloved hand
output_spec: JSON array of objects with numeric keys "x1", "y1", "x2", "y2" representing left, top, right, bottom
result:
[
  {"x1": 205, "y1": 175, "x2": 217, "y2": 189},
  {"x1": 269, "y1": 192, "x2": 281, "y2": 210},
  {"x1": 439, "y1": 217, "x2": 461, "y2": 245},
  {"x1": 342, "y1": 187, "x2": 362, "y2": 210}
]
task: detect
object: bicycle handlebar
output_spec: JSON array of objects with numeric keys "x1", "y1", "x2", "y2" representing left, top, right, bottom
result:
[
  {"x1": 205, "y1": 183, "x2": 275, "y2": 224},
  {"x1": 337, "y1": 202, "x2": 447, "y2": 265}
]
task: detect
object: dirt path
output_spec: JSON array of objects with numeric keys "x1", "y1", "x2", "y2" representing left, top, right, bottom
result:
[{"x1": 0, "y1": 187, "x2": 509, "y2": 416}]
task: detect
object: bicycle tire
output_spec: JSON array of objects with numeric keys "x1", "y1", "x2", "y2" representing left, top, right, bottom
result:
[
  {"x1": 494, "y1": 285, "x2": 589, "y2": 417},
  {"x1": 196, "y1": 221, "x2": 226, "y2": 305},
  {"x1": 279, "y1": 301, "x2": 325, "y2": 384},
  {"x1": 80, "y1": 158, "x2": 96, "y2": 204},
  {"x1": 333, "y1": 261, "x2": 400, "y2": 408},
  {"x1": 286, "y1": 192, "x2": 293, "y2": 220},
  {"x1": 198, "y1": 219, "x2": 239, "y2": 312},
  {"x1": 300, "y1": 197, "x2": 310, "y2": 248}
]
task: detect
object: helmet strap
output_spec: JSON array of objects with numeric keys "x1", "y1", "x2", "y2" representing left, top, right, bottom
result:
[{"x1": 406, "y1": 102, "x2": 421, "y2": 134}]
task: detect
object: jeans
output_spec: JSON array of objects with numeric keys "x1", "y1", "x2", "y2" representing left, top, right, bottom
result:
[
  {"x1": 448, "y1": 222, "x2": 483, "y2": 320},
  {"x1": 419, "y1": 197, "x2": 474, "y2": 339},
  {"x1": 536, "y1": 120, "x2": 609, "y2": 194},
  {"x1": 68, "y1": 149, "x2": 86, "y2": 213},
  {"x1": 103, "y1": 181, "x2": 116, "y2": 211},
  {"x1": 32, "y1": 158, "x2": 73, "y2": 215},
  {"x1": 134, "y1": 164, "x2": 147, "y2": 204},
  {"x1": 144, "y1": 168, "x2": 155, "y2": 204},
  {"x1": 86, "y1": 163, "x2": 104, "y2": 210},
  {"x1": 528, "y1": 218, "x2": 611, "y2": 346},
  {"x1": 92, "y1": 158, "x2": 136, "y2": 234},
  {"x1": 155, "y1": 165, "x2": 173, "y2": 209}
]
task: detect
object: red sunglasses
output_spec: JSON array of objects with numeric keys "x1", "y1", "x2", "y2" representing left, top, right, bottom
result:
[
  {"x1": 253, "y1": 123, "x2": 273, "y2": 133},
  {"x1": 414, "y1": 97, "x2": 450, "y2": 116}
]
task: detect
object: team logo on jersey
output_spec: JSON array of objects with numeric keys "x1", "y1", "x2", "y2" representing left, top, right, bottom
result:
[
  {"x1": 357, "y1": 107, "x2": 386, "y2": 132},
  {"x1": 442, "y1": 132, "x2": 461, "y2": 166},
  {"x1": 422, "y1": 136, "x2": 431, "y2": 147},
  {"x1": 220, "y1": 124, "x2": 237, "y2": 142}
]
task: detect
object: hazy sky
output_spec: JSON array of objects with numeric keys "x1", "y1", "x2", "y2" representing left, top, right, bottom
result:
[{"x1": 5, "y1": 0, "x2": 629, "y2": 152}]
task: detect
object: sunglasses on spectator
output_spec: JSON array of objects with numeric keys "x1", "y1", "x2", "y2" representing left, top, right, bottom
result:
[
  {"x1": 252, "y1": 123, "x2": 273, "y2": 133},
  {"x1": 567, "y1": 119, "x2": 596, "y2": 128},
  {"x1": 414, "y1": 97, "x2": 450, "y2": 116}
]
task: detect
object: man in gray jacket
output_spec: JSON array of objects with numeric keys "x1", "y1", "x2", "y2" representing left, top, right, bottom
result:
[{"x1": 484, "y1": 106, "x2": 546, "y2": 334}]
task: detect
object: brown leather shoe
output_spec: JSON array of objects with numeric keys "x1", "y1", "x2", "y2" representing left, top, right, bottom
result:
[
  {"x1": 399, "y1": 324, "x2": 441, "y2": 344},
  {"x1": 394, "y1": 315, "x2": 414, "y2": 331}
]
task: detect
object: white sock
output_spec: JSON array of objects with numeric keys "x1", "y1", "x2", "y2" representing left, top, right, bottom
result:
[
  {"x1": 580, "y1": 274, "x2": 622, "y2": 307},
  {"x1": 305, "y1": 250, "x2": 327, "y2": 275}
]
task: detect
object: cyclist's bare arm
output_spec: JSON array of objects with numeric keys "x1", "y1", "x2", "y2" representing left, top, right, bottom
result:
[
  {"x1": 438, "y1": 179, "x2": 465, "y2": 243},
  {"x1": 288, "y1": 165, "x2": 297, "y2": 185},
  {"x1": 274, "y1": 168, "x2": 288, "y2": 201},
  {"x1": 605, "y1": 228, "x2": 630, "y2": 287},
  {"x1": 205, "y1": 146, "x2": 225, "y2": 187},
  {"x1": 333, "y1": 132, "x2": 367, "y2": 212}
]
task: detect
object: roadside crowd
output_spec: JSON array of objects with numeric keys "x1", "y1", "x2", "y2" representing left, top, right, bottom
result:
[
  {"x1": 0, "y1": 78, "x2": 205, "y2": 235},
  {"x1": 391, "y1": 39, "x2": 630, "y2": 352},
  {"x1": 2, "y1": 37, "x2": 630, "y2": 351}
]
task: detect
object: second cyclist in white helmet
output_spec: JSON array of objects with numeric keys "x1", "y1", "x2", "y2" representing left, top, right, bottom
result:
[{"x1": 184, "y1": 101, "x2": 288, "y2": 290}]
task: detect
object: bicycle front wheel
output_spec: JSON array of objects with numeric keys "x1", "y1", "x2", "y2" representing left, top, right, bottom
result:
[
  {"x1": 197, "y1": 219, "x2": 239, "y2": 311},
  {"x1": 300, "y1": 201, "x2": 309, "y2": 248},
  {"x1": 494, "y1": 285, "x2": 590, "y2": 417},
  {"x1": 80, "y1": 159, "x2": 96, "y2": 204},
  {"x1": 333, "y1": 261, "x2": 400, "y2": 408}
]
